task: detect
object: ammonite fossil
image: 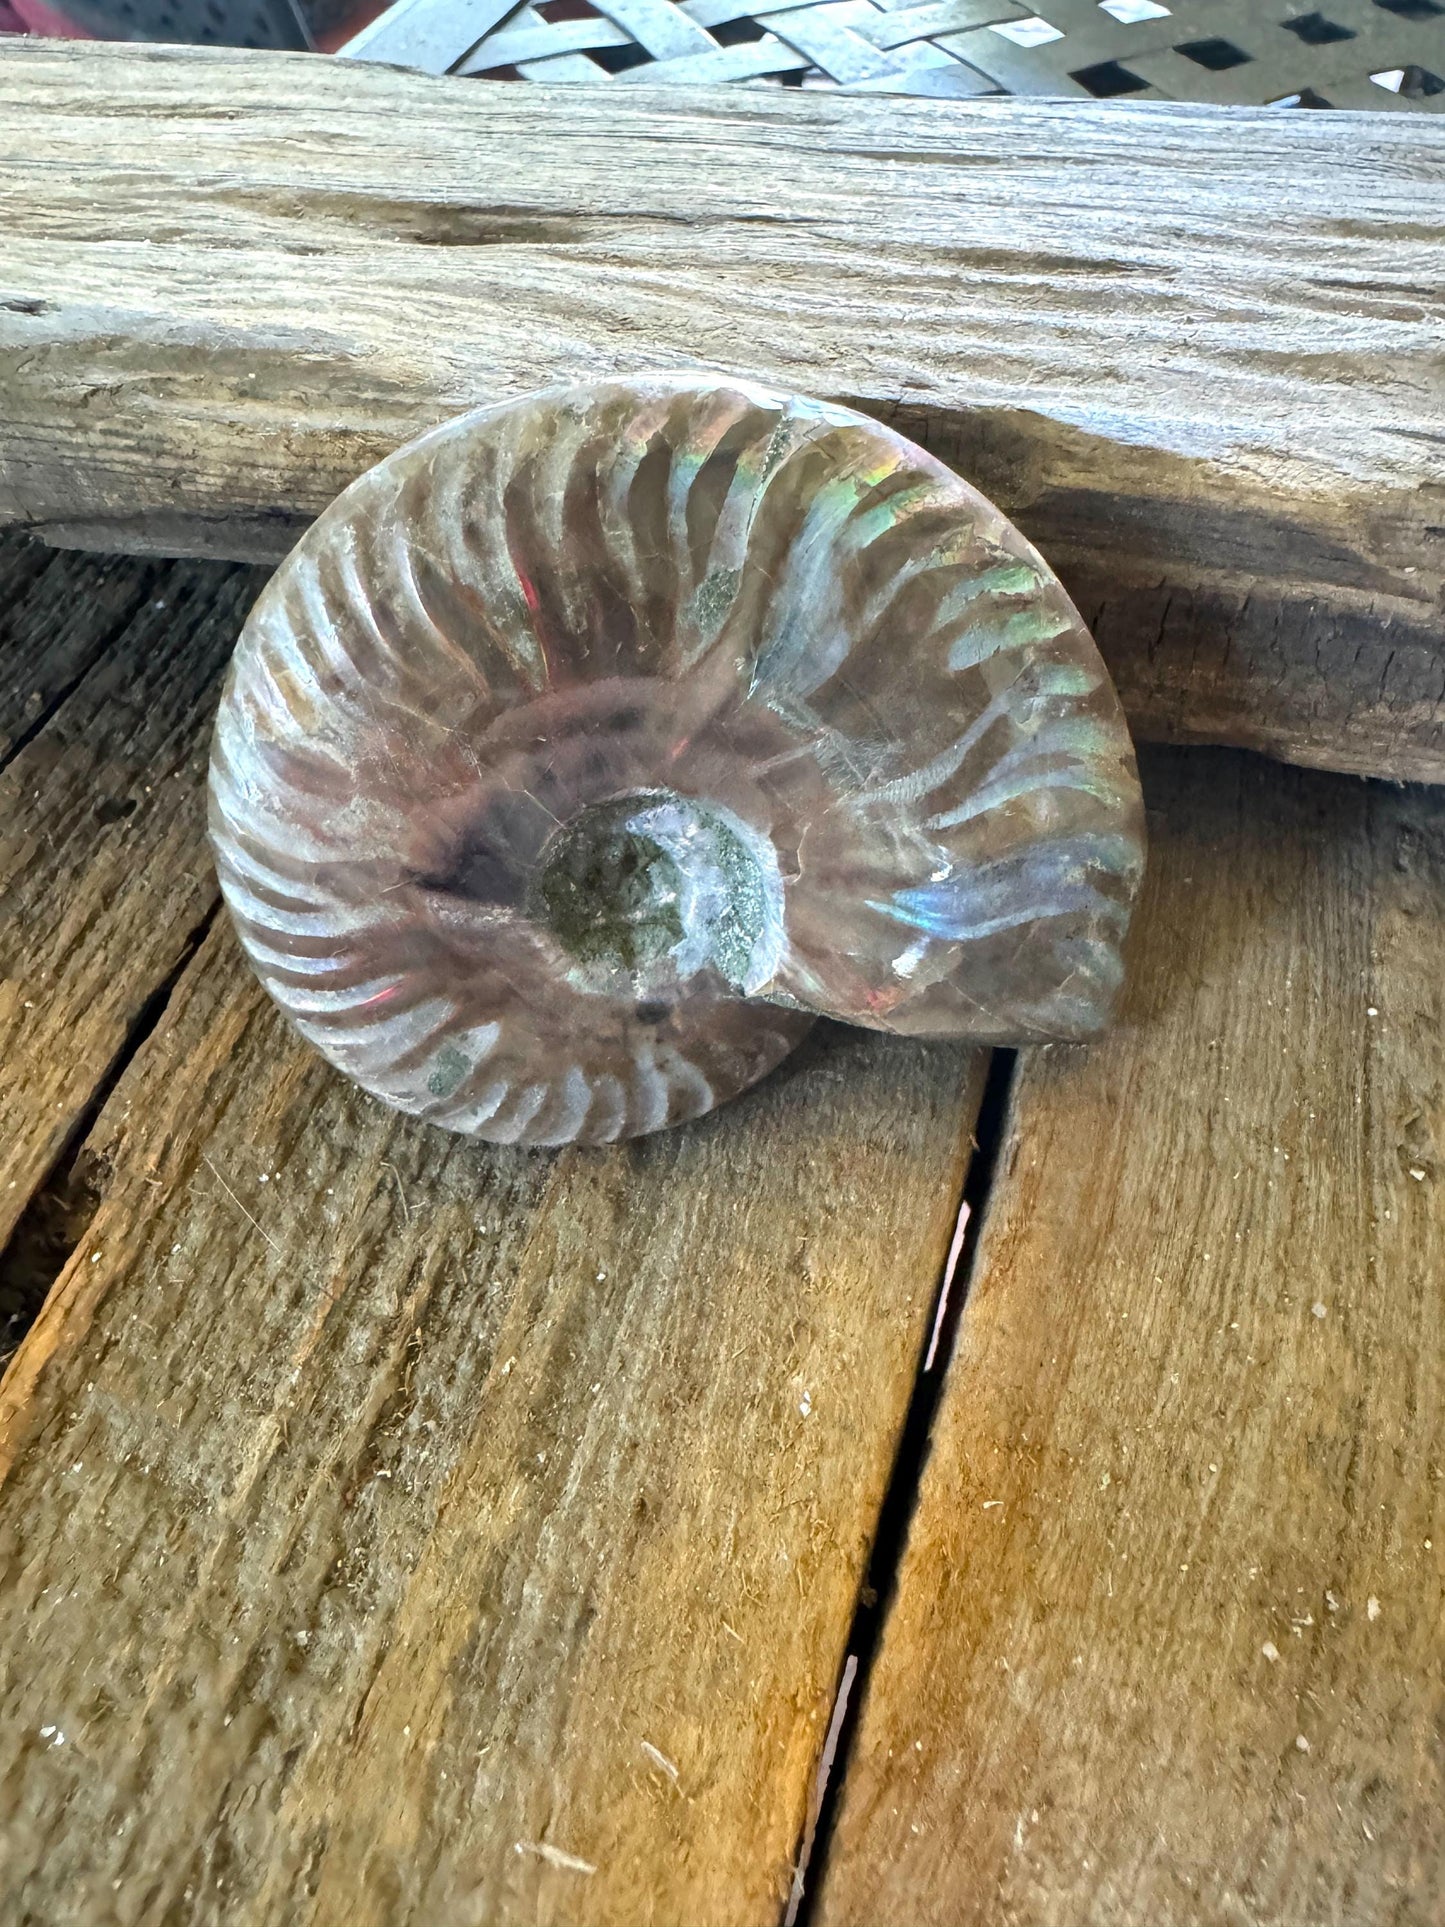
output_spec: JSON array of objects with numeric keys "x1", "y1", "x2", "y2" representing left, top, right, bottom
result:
[{"x1": 209, "y1": 374, "x2": 1145, "y2": 1146}]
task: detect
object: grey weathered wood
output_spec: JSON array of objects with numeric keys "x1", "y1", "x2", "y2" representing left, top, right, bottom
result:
[
  {"x1": 816, "y1": 748, "x2": 1445, "y2": 1927},
  {"x1": 1, "y1": 40, "x2": 1443, "y2": 781}
]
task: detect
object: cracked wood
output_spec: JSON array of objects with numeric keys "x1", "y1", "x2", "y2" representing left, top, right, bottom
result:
[{"x1": 1, "y1": 40, "x2": 1443, "y2": 781}]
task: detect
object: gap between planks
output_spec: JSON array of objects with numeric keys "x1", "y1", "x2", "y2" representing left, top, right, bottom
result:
[
  {"x1": 0, "y1": 533, "x2": 266, "y2": 1357},
  {"x1": 785, "y1": 1048, "x2": 1019, "y2": 1927}
]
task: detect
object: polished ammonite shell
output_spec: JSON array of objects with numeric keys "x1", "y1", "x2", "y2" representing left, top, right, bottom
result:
[{"x1": 209, "y1": 374, "x2": 1145, "y2": 1146}]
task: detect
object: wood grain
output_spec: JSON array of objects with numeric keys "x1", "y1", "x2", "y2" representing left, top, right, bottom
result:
[
  {"x1": 0, "y1": 911, "x2": 983, "y2": 1921},
  {"x1": 0, "y1": 534, "x2": 166, "y2": 766},
  {"x1": 2, "y1": 41, "x2": 1443, "y2": 781},
  {"x1": 0, "y1": 539, "x2": 261, "y2": 1274},
  {"x1": 815, "y1": 748, "x2": 1445, "y2": 1927}
]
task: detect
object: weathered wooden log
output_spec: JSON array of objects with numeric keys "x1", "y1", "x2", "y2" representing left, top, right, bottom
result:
[{"x1": 1, "y1": 39, "x2": 1442, "y2": 779}]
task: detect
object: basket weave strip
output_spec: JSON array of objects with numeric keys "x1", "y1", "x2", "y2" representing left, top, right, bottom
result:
[{"x1": 351, "y1": 0, "x2": 1445, "y2": 108}]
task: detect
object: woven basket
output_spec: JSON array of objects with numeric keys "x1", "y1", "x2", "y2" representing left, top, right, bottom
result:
[{"x1": 346, "y1": 0, "x2": 1445, "y2": 109}]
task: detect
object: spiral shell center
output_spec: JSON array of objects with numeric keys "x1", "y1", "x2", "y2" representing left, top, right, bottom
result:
[{"x1": 524, "y1": 787, "x2": 783, "y2": 999}]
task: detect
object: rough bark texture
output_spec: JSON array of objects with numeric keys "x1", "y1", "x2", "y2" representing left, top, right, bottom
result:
[
  {"x1": 1, "y1": 40, "x2": 1443, "y2": 781},
  {"x1": 817, "y1": 748, "x2": 1445, "y2": 1927}
]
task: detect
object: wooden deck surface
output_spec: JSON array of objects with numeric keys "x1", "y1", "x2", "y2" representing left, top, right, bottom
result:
[{"x1": 1, "y1": 535, "x2": 1441, "y2": 1923}]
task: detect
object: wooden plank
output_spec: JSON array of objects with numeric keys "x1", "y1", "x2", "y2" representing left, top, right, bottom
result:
[
  {"x1": 1, "y1": 42, "x2": 1443, "y2": 783},
  {"x1": 815, "y1": 747, "x2": 1445, "y2": 1926},
  {"x1": 0, "y1": 532, "x2": 167, "y2": 765},
  {"x1": 0, "y1": 912, "x2": 984, "y2": 1921},
  {"x1": 0, "y1": 545, "x2": 261, "y2": 1276}
]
